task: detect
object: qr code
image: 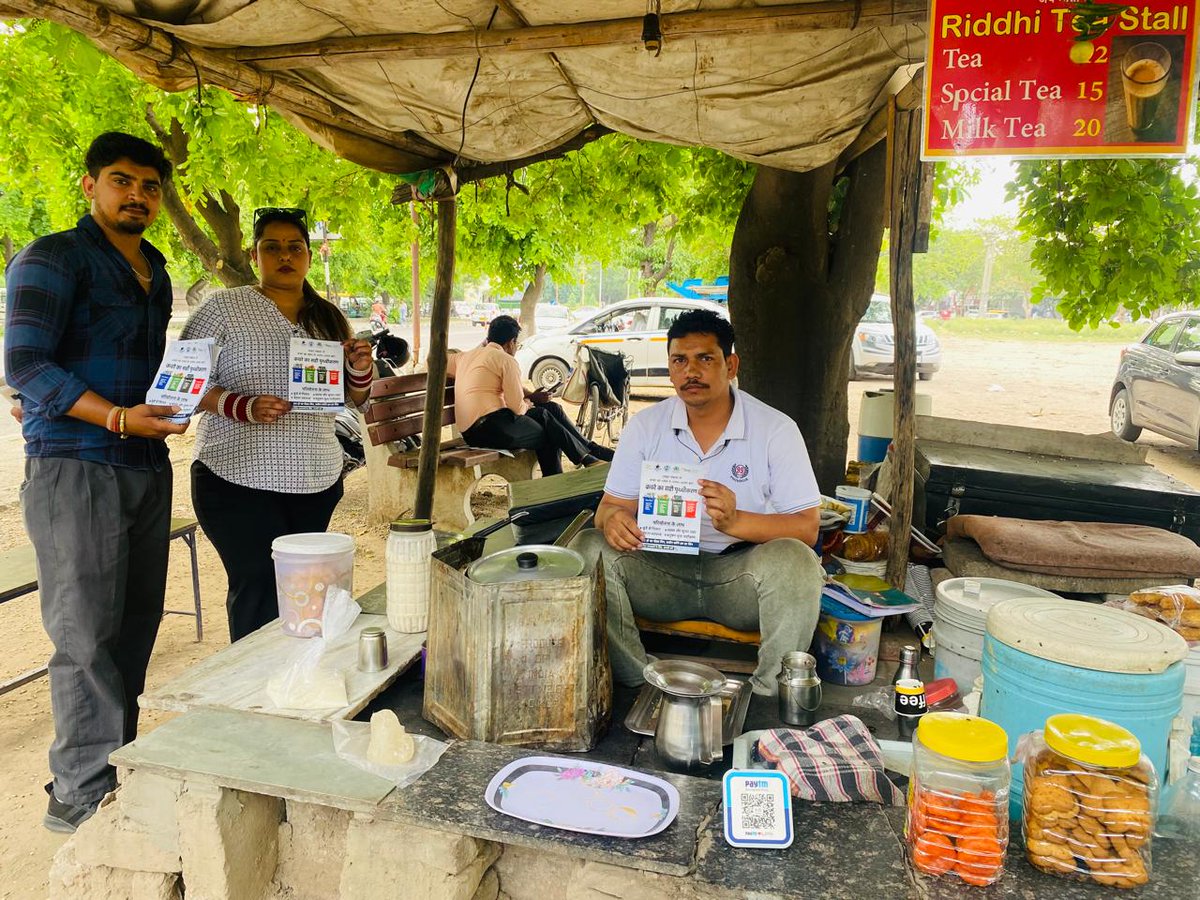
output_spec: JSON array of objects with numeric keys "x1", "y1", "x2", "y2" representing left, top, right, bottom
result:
[{"x1": 739, "y1": 791, "x2": 779, "y2": 834}]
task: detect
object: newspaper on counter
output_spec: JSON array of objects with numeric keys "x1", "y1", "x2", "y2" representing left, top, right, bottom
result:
[
  {"x1": 287, "y1": 337, "x2": 344, "y2": 412},
  {"x1": 637, "y1": 461, "x2": 704, "y2": 555},
  {"x1": 145, "y1": 338, "x2": 220, "y2": 422}
]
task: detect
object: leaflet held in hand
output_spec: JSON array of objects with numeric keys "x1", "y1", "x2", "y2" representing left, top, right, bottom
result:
[
  {"x1": 146, "y1": 338, "x2": 220, "y2": 422},
  {"x1": 638, "y1": 461, "x2": 704, "y2": 555},
  {"x1": 288, "y1": 337, "x2": 344, "y2": 412}
]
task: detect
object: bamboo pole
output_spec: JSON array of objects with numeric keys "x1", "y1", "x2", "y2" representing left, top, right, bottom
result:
[
  {"x1": 410, "y1": 202, "x2": 422, "y2": 366},
  {"x1": 884, "y1": 95, "x2": 926, "y2": 590},
  {"x1": 235, "y1": 0, "x2": 928, "y2": 69},
  {"x1": 4, "y1": 0, "x2": 442, "y2": 164},
  {"x1": 414, "y1": 199, "x2": 457, "y2": 522}
]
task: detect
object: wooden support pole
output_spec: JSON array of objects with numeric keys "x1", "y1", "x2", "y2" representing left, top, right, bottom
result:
[
  {"x1": 884, "y1": 97, "x2": 926, "y2": 590},
  {"x1": 414, "y1": 199, "x2": 457, "y2": 522},
  {"x1": 410, "y1": 202, "x2": 422, "y2": 366},
  {"x1": 235, "y1": 0, "x2": 928, "y2": 69}
]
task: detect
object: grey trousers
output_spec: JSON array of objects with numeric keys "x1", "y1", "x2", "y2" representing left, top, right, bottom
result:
[
  {"x1": 21, "y1": 457, "x2": 173, "y2": 807},
  {"x1": 572, "y1": 530, "x2": 823, "y2": 695}
]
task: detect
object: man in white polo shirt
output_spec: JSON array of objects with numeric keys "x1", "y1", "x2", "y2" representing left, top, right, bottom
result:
[{"x1": 572, "y1": 309, "x2": 824, "y2": 695}]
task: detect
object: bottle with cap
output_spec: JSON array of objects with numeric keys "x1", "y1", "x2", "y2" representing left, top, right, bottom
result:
[
  {"x1": 386, "y1": 518, "x2": 437, "y2": 633},
  {"x1": 892, "y1": 645, "x2": 921, "y2": 685},
  {"x1": 894, "y1": 678, "x2": 927, "y2": 740}
]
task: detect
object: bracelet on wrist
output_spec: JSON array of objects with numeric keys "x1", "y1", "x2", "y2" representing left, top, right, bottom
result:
[
  {"x1": 118, "y1": 408, "x2": 129, "y2": 439},
  {"x1": 106, "y1": 406, "x2": 122, "y2": 434},
  {"x1": 219, "y1": 391, "x2": 257, "y2": 423}
]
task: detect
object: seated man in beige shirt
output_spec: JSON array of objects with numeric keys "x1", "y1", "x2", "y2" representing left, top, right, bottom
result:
[{"x1": 448, "y1": 315, "x2": 613, "y2": 476}]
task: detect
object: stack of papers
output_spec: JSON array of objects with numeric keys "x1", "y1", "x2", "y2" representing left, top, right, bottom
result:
[
  {"x1": 821, "y1": 575, "x2": 920, "y2": 619},
  {"x1": 145, "y1": 338, "x2": 221, "y2": 422}
]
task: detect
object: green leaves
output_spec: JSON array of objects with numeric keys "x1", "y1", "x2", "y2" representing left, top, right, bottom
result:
[{"x1": 1008, "y1": 158, "x2": 1200, "y2": 328}]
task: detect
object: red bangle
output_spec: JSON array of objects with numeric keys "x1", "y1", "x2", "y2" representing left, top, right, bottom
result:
[
  {"x1": 220, "y1": 391, "x2": 255, "y2": 423},
  {"x1": 347, "y1": 368, "x2": 373, "y2": 389}
]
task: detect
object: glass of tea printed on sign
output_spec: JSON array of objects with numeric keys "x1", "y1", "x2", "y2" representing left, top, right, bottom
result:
[{"x1": 1122, "y1": 42, "x2": 1171, "y2": 134}]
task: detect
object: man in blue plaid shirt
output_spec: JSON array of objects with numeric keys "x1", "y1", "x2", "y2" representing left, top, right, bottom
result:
[{"x1": 5, "y1": 132, "x2": 188, "y2": 833}]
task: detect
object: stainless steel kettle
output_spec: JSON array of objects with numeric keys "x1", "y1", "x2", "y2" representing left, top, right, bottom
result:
[{"x1": 643, "y1": 660, "x2": 725, "y2": 770}]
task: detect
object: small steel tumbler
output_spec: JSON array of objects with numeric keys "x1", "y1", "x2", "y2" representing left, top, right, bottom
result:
[{"x1": 358, "y1": 627, "x2": 388, "y2": 673}]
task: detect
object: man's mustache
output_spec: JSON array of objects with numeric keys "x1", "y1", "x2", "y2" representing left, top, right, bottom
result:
[
  {"x1": 683, "y1": 380, "x2": 708, "y2": 389},
  {"x1": 120, "y1": 204, "x2": 149, "y2": 214}
]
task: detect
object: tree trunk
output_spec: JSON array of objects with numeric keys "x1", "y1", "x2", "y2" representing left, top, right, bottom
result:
[
  {"x1": 518, "y1": 263, "x2": 547, "y2": 336},
  {"x1": 2, "y1": 234, "x2": 14, "y2": 265},
  {"x1": 145, "y1": 106, "x2": 255, "y2": 288},
  {"x1": 185, "y1": 278, "x2": 212, "y2": 310},
  {"x1": 728, "y1": 144, "x2": 888, "y2": 494}
]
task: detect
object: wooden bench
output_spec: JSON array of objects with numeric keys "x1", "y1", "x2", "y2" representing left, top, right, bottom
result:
[
  {"x1": 0, "y1": 517, "x2": 203, "y2": 696},
  {"x1": 363, "y1": 372, "x2": 536, "y2": 530}
]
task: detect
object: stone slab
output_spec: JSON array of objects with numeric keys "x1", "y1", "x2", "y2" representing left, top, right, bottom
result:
[
  {"x1": 139, "y1": 611, "x2": 424, "y2": 722},
  {"x1": 112, "y1": 708, "x2": 395, "y2": 808},
  {"x1": 375, "y1": 740, "x2": 721, "y2": 877},
  {"x1": 696, "y1": 801, "x2": 908, "y2": 899}
]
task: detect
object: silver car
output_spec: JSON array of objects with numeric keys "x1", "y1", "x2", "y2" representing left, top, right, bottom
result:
[
  {"x1": 1110, "y1": 311, "x2": 1200, "y2": 447},
  {"x1": 851, "y1": 294, "x2": 943, "y2": 380}
]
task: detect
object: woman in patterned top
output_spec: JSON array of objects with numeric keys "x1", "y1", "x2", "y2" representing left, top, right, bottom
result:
[{"x1": 181, "y1": 207, "x2": 374, "y2": 641}]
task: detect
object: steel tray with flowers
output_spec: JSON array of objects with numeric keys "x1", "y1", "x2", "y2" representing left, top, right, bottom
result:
[{"x1": 484, "y1": 755, "x2": 680, "y2": 838}]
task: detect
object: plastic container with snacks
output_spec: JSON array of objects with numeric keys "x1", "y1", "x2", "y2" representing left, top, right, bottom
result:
[
  {"x1": 271, "y1": 532, "x2": 355, "y2": 637},
  {"x1": 1020, "y1": 713, "x2": 1156, "y2": 889},
  {"x1": 906, "y1": 712, "x2": 1011, "y2": 887}
]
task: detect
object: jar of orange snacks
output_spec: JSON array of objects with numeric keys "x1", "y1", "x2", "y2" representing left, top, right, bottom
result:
[{"x1": 907, "y1": 712, "x2": 1011, "y2": 887}]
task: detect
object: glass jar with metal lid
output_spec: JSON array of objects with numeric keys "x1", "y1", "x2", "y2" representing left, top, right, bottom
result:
[
  {"x1": 1021, "y1": 713, "x2": 1155, "y2": 889},
  {"x1": 907, "y1": 712, "x2": 1011, "y2": 887},
  {"x1": 386, "y1": 518, "x2": 437, "y2": 633}
]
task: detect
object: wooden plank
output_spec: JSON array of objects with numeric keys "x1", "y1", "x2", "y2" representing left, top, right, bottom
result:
[
  {"x1": 365, "y1": 387, "x2": 453, "y2": 424},
  {"x1": 885, "y1": 103, "x2": 924, "y2": 591},
  {"x1": 0, "y1": 544, "x2": 38, "y2": 604},
  {"x1": 1, "y1": 518, "x2": 197, "y2": 603},
  {"x1": 138, "y1": 612, "x2": 425, "y2": 723},
  {"x1": 112, "y1": 708, "x2": 396, "y2": 808},
  {"x1": 370, "y1": 372, "x2": 428, "y2": 398},
  {"x1": 441, "y1": 448, "x2": 501, "y2": 467},
  {"x1": 0, "y1": 665, "x2": 49, "y2": 697},
  {"x1": 235, "y1": 1, "x2": 929, "y2": 69},
  {"x1": 369, "y1": 406, "x2": 453, "y2": 444}
]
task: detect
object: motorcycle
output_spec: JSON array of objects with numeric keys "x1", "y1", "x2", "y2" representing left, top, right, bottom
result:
[{"x1": 334, "y1": 325, "x2": 414, "y2": 476}]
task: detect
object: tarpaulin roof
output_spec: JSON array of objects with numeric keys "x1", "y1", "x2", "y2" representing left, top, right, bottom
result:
[{"x1": 7, "y1": 0, "x2": 927, "y2": 177}]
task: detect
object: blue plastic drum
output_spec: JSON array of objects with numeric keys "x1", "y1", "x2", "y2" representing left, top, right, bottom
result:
[{"x1": 979, "y1": 598, "x2": 1187, "y2": 820}]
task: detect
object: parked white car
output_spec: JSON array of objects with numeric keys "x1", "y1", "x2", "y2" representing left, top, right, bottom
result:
[
  {"x1": 515, "y1": 297, "x2": 729, "y2": 389},
  {"x1": 535, "y1": 303, "x2": 573, "y2": 331},
  {"x1": 851, "y1": 294, "x2": 943, "y2": 381}
]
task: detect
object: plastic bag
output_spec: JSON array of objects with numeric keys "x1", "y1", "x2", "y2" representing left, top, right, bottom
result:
[
  {"x1": 851, "y1": 685, "x2": 897, "y2": 721},
  {"x1": 266, "y1": 586, "x2": 361, "y2": 710},
  {"x1": 331, "y1": 718, "x2": 449, "y2": 788},
  {"x1": 1016, "y1": 729, "x2": 1156, "y2": 888},
  {"x1": 1107, "y1": 585, "x2": 1200, "y2": 644}
]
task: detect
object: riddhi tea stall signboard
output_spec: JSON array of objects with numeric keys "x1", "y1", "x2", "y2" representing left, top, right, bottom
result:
[{"x1": 924, "y1": 0, "x2": 1200, "y2": 157}]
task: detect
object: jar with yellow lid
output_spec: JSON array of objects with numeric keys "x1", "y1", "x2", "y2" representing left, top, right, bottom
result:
[
  {"x1": 906, "y1": 712, "x2": 1011, "y2": 887},
  {"x1": 1021, "y1": 713, "x2": 1156, "y2": 889}
]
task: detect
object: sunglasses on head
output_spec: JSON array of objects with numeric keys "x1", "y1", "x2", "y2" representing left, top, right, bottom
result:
[{"x1": 253, "y1": 206, "x2": 308, "y2": 230}]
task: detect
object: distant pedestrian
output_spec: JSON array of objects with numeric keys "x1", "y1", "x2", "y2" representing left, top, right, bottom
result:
[{"x1": 4, "y1": 132, "x2": 187, "y2": 833}]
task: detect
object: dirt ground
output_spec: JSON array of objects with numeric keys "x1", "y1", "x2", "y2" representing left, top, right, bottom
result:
[{"x1": 2, "y1": 333, "x2": 1199, "y2": 899}]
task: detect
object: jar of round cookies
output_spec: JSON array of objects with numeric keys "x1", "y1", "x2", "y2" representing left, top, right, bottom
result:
[
  {"x1": 1021, "y1": 714, "x2": 1156, "y2": 889},
  {"x1": 907, "y1": 712, "x2": 1011, "y2": 887}
]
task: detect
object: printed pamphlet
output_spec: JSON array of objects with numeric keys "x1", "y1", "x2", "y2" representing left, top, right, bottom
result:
[
  {"x1": 288, "y1": 337, "x2": 344, "y2": 412},
  {"x1": 637, "y1": 461, "x2": 704, "y2": 555},
  {"x1": 145, "y1": 338, "x2": 220, "y2": 422}
]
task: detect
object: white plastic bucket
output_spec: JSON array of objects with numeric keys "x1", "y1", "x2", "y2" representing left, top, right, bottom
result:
[
  {"x1": 271, "y1": 532, "x2": 355, "y2": 637},
  {"x1": 932, "y1": 577, "x2": 1060, "y2": 695}
]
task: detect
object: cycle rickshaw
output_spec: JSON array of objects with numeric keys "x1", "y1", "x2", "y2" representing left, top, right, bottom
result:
[{"x1": 560, "y1": 343, "x2": 631, "y2": 446}]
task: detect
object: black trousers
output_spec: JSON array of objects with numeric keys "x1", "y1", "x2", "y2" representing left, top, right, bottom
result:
[
  {"x1": 463, "y1": 403, "x2": 592, "y2": 476},
  {"x1": 191, "y1": 462, "x2": 344, "y2": 642}
]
